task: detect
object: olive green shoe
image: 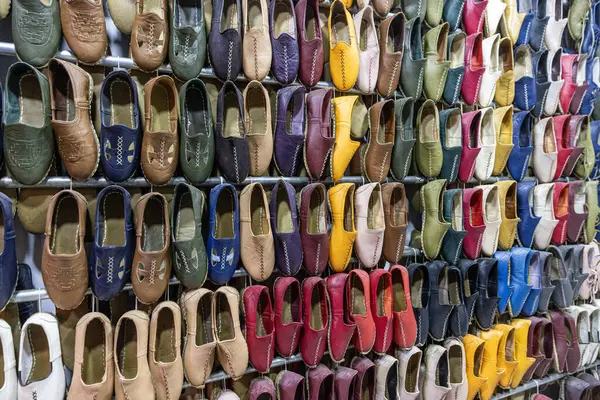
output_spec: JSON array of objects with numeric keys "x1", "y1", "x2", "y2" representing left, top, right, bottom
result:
[
  {"x1": 585, "y1": 181, "x2": 600, "y2": 244},
  {"x1": 575, "y1": 116, "x2": 595, "y2": 179},
  {"x1": 390, "y1": 97, "x2": 416, "y2": 180},
  {"x1": 171, "y1": 183, "x2": 208, "y2": 289},
  {"x1": 415, "y1": 99, "x2": 443, "y2": 178},
  {"x1": 423, "y1": 22, "x2": 450, "y2": 101},
  {"x1": 169, "y1": 0, "x2": 207, "y2": 81},
  {"x1": 12, "y1": 0, "x2": 61, "y2": 67},
  {"x1": 420, "y1": 179, "x2": 451, "y2": 260},
  {"x1": 179, "y1": 79, "x2": 215, "y2": 184}
]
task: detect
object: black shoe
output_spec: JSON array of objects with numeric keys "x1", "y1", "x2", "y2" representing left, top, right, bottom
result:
[
  {"x1": 474, "y1": 258, "x2": 500, "y2": 330},
  {"x1": 427, "y1": 261, "x2": 461, "y2": 341},
  {"x1": 451, "y1": 260, "x2": 479, "y2": 338},
  {"x1": 408, "y1": 263, "x2": 429, "y2": 346},
  {"x1": 16, "y1": 263, "x2": 38, "y2": 324}
]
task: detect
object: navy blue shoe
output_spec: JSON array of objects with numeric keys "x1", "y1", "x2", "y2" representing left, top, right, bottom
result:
[
  {"x1": 516, "y1": 181, "x2": 541, "y2": 248},
  {"x1": 580, "y1": 57, "x2": 600, "y2": 115},
  {"x1": 493, "y1": 251, "x2": 514, "y2": 315},
  {"x1": 16, "y1": 264, "x2": 38, "y2": 324},
  {"x1": 427, "y1": 261, "x2": 457, "y2": 341},
  {"x1": 408, "y1": 263, "x2": 429, "y2": 347},
  {"x1": 516, "y1": 12, "x2": 534, "y2": 48},
  {"x1": 528, "y1": 7, "x2": 548, "y2": 52},
  {"x1": 100, "y1": 70, "x2": 141, "y2": 182},
  {"x1": 474, "y1": 258, "x2": 500, "y2": 330},
  {"x1": 507, "y1": 111, "x2": 534, "y2": 181},
  {"x1": 508, "y1": 247, "x2": 534, "y2": 317},
  {"x1": 441, "y1": 189, "x2": 467, "y2": 265},
  {"x1": 458, "y1": 259, "x2": 479, "y2": 323},
  {"x1": 513, "y1": 45, "x2": 536, "y2": 111},
  {"x1": 208, "y1": 183, "x2": 240, "y2": 284},
  {"x1": 521, "y1": 250, "x2": 542, "y2": 316},
  {"x1": 547, "y1": 245, "x2": 574, "y2": 309},
  {"x1": 531, "y1": 49, "x2": 551, "y2": 118},
  {"x1": 0, "y1": 192, "x2": 16, "y2": 312},
  {"x1": 92, "y1": 185, "x2": 134, "y2": 301},
  {"x1": 0, "y1": 82, "x2": 3, "y2": 169}
]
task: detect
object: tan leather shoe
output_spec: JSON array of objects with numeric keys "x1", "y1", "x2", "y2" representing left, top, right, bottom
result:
[
  {"x1": 114, "y1": 311, "x2": 154, "y2": 400},
  {"x1": 213, "y1": 286, "x2": 249, "y2": 380},
  {"x1": 242, "y1": 0, "x2": 271, "y2": 81},
  {"x1": 60, "y1": 0, "x2": 107, "y2": 64},
  {"x1": 132, "y1": 192, "x2": 172, "y2": 304},
  {"x1": 42, "y1": 190, "x2": 89, "y2": 310},
  {"x1": 377, "y1": 13, "x2": 405, "y2": 98},
  {"x1": 48, "y1": 59, "x2": 100, "y2": 180},
  {"x1": 131, "y1": 0, "x2": 169, "y2": 72},
  {"x1": 363, "y1": 100, "x2": 394, "y2": 182},
  {"x1": 243, "y1": 81, "x2": 273, "y2": 177},
  {"x1": 149, "y1": 301, "x2": 184, "y2": 400},
  {"x1": 67, "y1": 313, "x2": 114, "y2": 400}
]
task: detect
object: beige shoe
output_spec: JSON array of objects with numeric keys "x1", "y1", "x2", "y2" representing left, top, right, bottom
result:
[
  {"x1": 444, "y1": 338, "x2": 468, "y2": 400},
  {"x1": 374, "y1": 355, "x2": 399, "y2": 399},
  {"x1": 213, "y1": 286, "x2": 249, "y2": 380},
  {"x1": 0, "y1": 0, "x2": 9, "y2": 18},
  {"x1": 114, "y1": 311, "x2": 154, "y2": 400},
  {"x1": 108, "y1": 0, "x2": 137, "y2": 34},
  {"x1": 422, "y1": 344, "x2": 452, "y2": 399},
  {"x1": 149, "y1": 301, "x2": 184, "y2": 400},
  {"x1": 242, "y1": 0, "x2": 271, "y2": 80},
  {"x1": 181, "y1": 289, "x2": 216, "y2": 388},
  {"x1": 243, "y1": 81, "x2": 273, "y2": 177},
  {"x1": 68, "y1": 313, "x2": 114, "y2": 400}
]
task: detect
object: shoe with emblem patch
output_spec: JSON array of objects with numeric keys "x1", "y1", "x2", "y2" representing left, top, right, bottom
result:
[
  {"x1": 60, "y1": 0, "x2": 106, "y2": 64},
  {"x1": 214, "y1": 286, "x2": 248, "y2": 380},
  {"x1": 12, "y1": 0, "x2": 61, "y2": 67},
  {"x1": 207, "y1": 183, "x2": 239, "y2": 285}
]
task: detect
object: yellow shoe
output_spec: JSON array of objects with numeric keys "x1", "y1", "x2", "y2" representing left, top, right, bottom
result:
[
  {"x1": 494, "y1": 38, "x2": 515, "y2": 107},
  {"x1": 510, "y1": 319, "x2": 536, "y2": 389},
  {"x1": 503, "y1": 0, "x2": 526, "y2": 43},
  {"x1": 463, "y1": 334, "x2": 488, "y2": 400},
  {"x1": 328, "y1": 183, "x2": 358, "y2": 272},
  {"x1": 479, "y1": 329, "x2": 503, "y2": 400},
  {"x1": 494, "y1": 323, "x2": 519, "y2": 388},
  {"x1": 492, "y1": 106, "x2": 515, "y2": 176},
  {"x1": 494, "y1": 180, "x2": 520, "y2": 251},
  {"x1": 332, "y1": 96, "x2": 360, "y2": 182},
  {"x1": 328, "y1": 0, "x2": 360, "y2": 91}
]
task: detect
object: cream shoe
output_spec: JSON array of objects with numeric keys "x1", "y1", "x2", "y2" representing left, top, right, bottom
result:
[
  {"x1": 478, "y1": 185, "x2": 502, "y2": 256},
  {"x1": 532, "y1": 183, "x2": 559, "y2": 250},
  {"x1": 0, "y1": 319, "x2": 16, "y2": 400},
  {"x1": 474, "y1": 108, "x2": 497, "y2": 181},
  {"x1": 353, "y1": 6, "x2": 380, "y2": 94},
  {"x1": 479, "y1": 34, "x2": 502, "y2": 107},
  {"x1": 421, "y1": 344, "x2": 452, "y2": 400},
  {"x1": 545, "y1": 49, "x2": 565, "y2": 116},
  {"x1": 532, "y1": 117, "x2": 558, "y2": 183}
]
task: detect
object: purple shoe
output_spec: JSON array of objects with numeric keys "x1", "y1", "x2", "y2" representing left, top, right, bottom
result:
[
  {"x1": 270, "y1": 0, "x2": 300, "y2": 84},
  {"x1": 274, "y1": 85, "x2": 306, "y2": 177},
  {"x1": 270, "y1": 179, "x2": 303, "y2": 276}
]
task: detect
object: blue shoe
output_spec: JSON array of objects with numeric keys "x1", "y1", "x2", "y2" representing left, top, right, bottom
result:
[
  {"x1": 536, "y1": 251, "x2": 555, "y2": 313},
  {"x1": 208, "y1": 183, "x2": 240, "y2": 284},
  {"x1": 99, "y1": 70, "x2": 141, "y2": 182},
  {"x1": 458, "y1": 259, "x2": 480, "y2": 322},
  {"x1": 521, "y1": 251, "x2": 542, "y2": 316},
  {"x1": 493, "y1": 251, "x2": 514, "y2": 315},
  {"x1": 531, "y1": 49, "x2": 551, "y2": 118},
  {"x1": 580, "y1": 57, "x2": 600, "y2": 115},
  {"x1": 507, "y1": 111, "x2": 534, "y2": 181},
  {"x1": 516, "y1": 181, "x2": 541, "y2": 248},
  {"x1": 0, "y1": 82, "x2": 3, "y2": 169},
  {"x1": 443, "y1": 0, "x2": 466, "y2": 31},
  {"x1": 439, "y1": 109, "x2": 462, "y2": 183},
  {"x1": 442, "y1": 32, "x2": 466, "y2": 106},
  {"x1": 92, "y1": 185, "x2": 134, "y2": 301},
  {"x1": 528, "y1": 8, "x2": 548, "y2": 52},
  {"x1": 16, "y1": 264, "x2": 38, "y2": 324},
  {"x1": 441, "y1": 189, "x2": 467, "y2": 265},
  {"x1": 514, "y1": 45, "x2": 536, "y2": 111},
  {"x1": 0, "y1": 192, "x2": 16, "y2": 312},
  {"x1": 508, "y1": 247, "x2": 535, "y2": 317}
]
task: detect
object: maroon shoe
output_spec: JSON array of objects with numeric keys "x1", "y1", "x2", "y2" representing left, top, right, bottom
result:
[
  {"x1": 348, "y1": 269, "x2": 376, "y2": 354},
  {"x1": 276, "y1": 370, "x2": 306, "y2": 400},
  {"x1": 351, "y1": 356, "x2": 376, "y2": 400},
  {"x1": 459, "y1": 110, "x2": 482, "y2": 183},
  {"x1": 303, "y1": 90, "x2": 334, "y2": 180},
  {"x1": 249, "y1": 377, "x2": 276, "y2": 400},
  {"x1": 334, "y1": 366, "x2": 358, "y2": 400},
  {"x1": 300, "y1": 277, "x2": 329, "y2": 367},
  {"x1": 551, "y1": 182, "x2": 569, "y2": 246},
  {"x1": 326, "y1": 273, "x2": 356, "y2": 362},
  {"x1": 524, "y1": 317, "x2": 547, "y2": 382},
  {"x1": 369, "y1": 269, "x2": 393, "y2": 354},
  {"x1": 567, "y1": 181, "x2": 588, "y2": 243},
  {"x1": 307, "y1": 364, "x2": 334, "y2": 400},
  {"x1": 549, "y1": 311, "x2": 580, "y2": 372},
  {"x1": 390, "y1": 265, "x2": 417, "y2": 349},
  {"x1": 533, "y1": 318, "x2": 554, "y2": 379},
  {"x1": 274, "y1": 277, "x2": 303, "y2": 357},
  {"x1": 562, "y1": 115, "x2": 587, "y2": 177},
  {"x1": 461, "y1": 33, "x2": 485, "y2": 106},
  {"x1": 564, "y1": 312, "x2": 581, "y2": 373},
  {"x1": 295, "y1": 0, "x2": 324, "y2": 87},
  {"x1": 300, "y1": 183, "x2": 330, "y2": 276},
  {"x1": 462, "y1": 188, "x2": 486, "y2": 259},
  {"x1": 553, "y1": 115, "x2": 574, "y2": 180},
  {"x1": 243, "y1": 285, "x2": 275, "y2": 373}
]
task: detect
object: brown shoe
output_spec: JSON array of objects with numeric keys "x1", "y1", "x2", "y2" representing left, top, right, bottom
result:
[
  {"x1": 48, "y1": 59, "x2": 99, "y2": 180},
  {"x1": 114, "y1": 310, "x2": 154, "y2": 400},
  {"x1": 142, "y1": 76, "x2": 179, "y2": 186},
  {"x1": 60, "y1": 0, "x2": 107, "y2": 64},
  {"x1": 239, "y1": 183, "x2": 275, "y2": 281},
  {"x1": 377, "y1": 13, "x2": 405, "y2": 98},
  {"x1": 41, "y1": 190, "x2": 89, "y2": 310},
  {"x1": 381, "y1": 182, "x2": 408, "y2": 264},
  {"x1": 363, "y1": 100, "x2": 395, "y2": 182},
  {"x1": 67, "y1": 312, "x2": 114, "y2": 400},
  {"x1": 213, "y1": 286, "x2": 249, "y2": 380},
  {"x1": 132, "y1": 192, "x2": 172, "y2": 304},
  {"x1": 243, "y1": 81, "x2": 273, "y2": 177},
  {"x1": 131, "y1": 0, "x2": 169, "y2": 71},
  {"x1": 181, "y1": 288, "x2": 216, "y2": 388},
  {"x1": 149, "y1": 301, "x2": 184, "y2": 400}
]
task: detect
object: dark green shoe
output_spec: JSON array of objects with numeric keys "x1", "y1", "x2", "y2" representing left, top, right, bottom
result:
[
  {"x1": 12, "y1": 0, "x2": 61, "y2": 67},
  {"x1": 4, "y1": 62, "x2": 55, "y2": 185},
  {"x1": 441, "y1": 189, "x2": 467, "y2": 265},
  {"x1": 390, "y1": 97, "x2": 416, "y2": 180},
  {"x1": 171, "y1": 183, "x2": 208, "y2": 289},
  {"x1": 179, "y1": 79, "x2": 215, "y2": 184},
  {"x1": 169, "y1": 0, "x2": 207, "y2": 81},
  {"x1": 439, "y1": 108, "x2": 462, "y2": 183}
]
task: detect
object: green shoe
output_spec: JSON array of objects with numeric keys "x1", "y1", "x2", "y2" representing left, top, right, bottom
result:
[
  {"x1": 169, "y1": 0, "x2": 207, "y2": 81},
  {"x1": 423, "y1": 22, "x2": 451, "y2": 101},
  {"x1": 415, "y1": 99, "x2": 443, "y2": 178},
  {"x1": 575, "y1": 115, "x2": 595, "y2": 179},
  {"x1": 4, "y1": 62, "x2": 55, "y2": 185},
  {"x1": 420, "y1": 179, "x2": 451, "y2": 260},
  {"x1": 585, "y1": 181, "x2": 600, "y2": 244},
  {"x1": 171, "y1": 183, "x2": 208, "y2": 289},
  {"x1": 179, "y1": 79, "x2": 215, "y2": 184}
]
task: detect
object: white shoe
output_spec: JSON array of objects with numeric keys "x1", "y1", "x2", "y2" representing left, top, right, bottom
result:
[
  {"x1": 375, "y1": 355, "x2": 399, "y2": 399},
  {"x1": 478, "y1": 185, "x2": 502, "y2": 256},
  {"x1": 353, "y1": 6, "x2": 380, "y2": 95},
  {"x1": 544, "y1": 0, "x2": 568, "y2": 52},
  {"x1": 484, "y1": 0, "x2": 507, "y2": 36},
  {"x1": 443, "y1": 338, "x2": 468, "y2": 400},
  {"x1": 479, "y1": 34, "x2": 502, "y2": 107},
  {"x1": 544, "y1": 49, "x2": 565, "y2": 116},
  {"x1": 532, "y1": 117, "x2": 558, "y2": 183},
  {"x1": 580, "y1": 304, "x2": 600, "y2": 362},
  {"x1": 0, "y1": 319, "x2": 16, "y2": 400},
  {"x1": 396, "y1": 347, "x2": 422, "y2": 400},
  {"x1": 566, "y1": 305, "x2": 591, "y2": 367},
  {"x1": 532, "y1": 183, "x2": 558, "y2": 250},
  {"x1": 18, "y1": 313, "x2": 66, "y2": 400},
  {"x1": 474, "y1": 107, "x2": 496, "y2": 181}
]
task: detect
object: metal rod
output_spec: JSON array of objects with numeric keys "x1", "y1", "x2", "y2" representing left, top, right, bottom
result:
[{"x1": 201, "y1": 353, "x2": 304, "y2": 385}]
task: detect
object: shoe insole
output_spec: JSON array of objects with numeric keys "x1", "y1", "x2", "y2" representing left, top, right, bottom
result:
[
  {"x1": 215, "y1": 189, "x2": 235, "y2": 239},
  {"x1": 411, "y1": 270, "x2": 425, "y2": 308},
  {"x1": 184, "y1": 86, "x2": 210, "y2": 136},
  {"x1": 250, "y1": 187, "x2": 268, "y2": 236},
  {"x1": 565, "y1": 319, "x2": 573, "y2": 344},
  {"x1": 474, "y1": 344, "x2": 484, "y2": 376},
  {"x1": 82, "y1": 318, "x2": 106, "y2": 385},
  {"x1": 304, "y1": 5, "x2": 317, "y2": 41},
  {"x1": 499, "y1": 113, "x2": 513, "y2": 144},
  {"x1": 175, "y1": 0, "x2": 201, "y2": 28},
  {"x1": 196, "y1": 293, "x2": 215, "y2": 346},
  {"x1": 446, "y1": 112, "x2": 462, "y2": 147},
  {"x1": 175, "y1": 192, "x2": 196, "y2": 241},
  {"x1": 276, "y1": 186, "x2": 293, "y2": 234},
  {"x1": 391, "y1": 269, "x2": 407, "y2": 312},
  {"x1": 308, "y1": 188, "x2": 325, "y2": 234},
  {"x1": 220, "y1": 0, "x2": 238, "y2": 32},
  {"x1": 142, "y1": 0, "x2": 164, "y2": 17},
  {"x1": 216, "y1": 293, "x2": 235, "y2": 341},
  {"x1": 437, "y1": 25, "x2": 448, "y2": 61},
  {"x1": 421, "y1": 108, "x2": 438, "y2": 142},
  {"x1": 110, "y1": 79, "x2": 134, "y2": 128},
  {"x1": 506, "y1": 330, "x2": 516, "y2": 360},
  {"x1": 51, "y1": 195, "x2": 79, "y2": 255},
  {"x1": 450, "y1": 37, "x2": 465, "y2": 68},
  {"x1": 543, "y1": 325, "x2": 554, "y2": 356},
  {"x1": 359, "y1": 16, "x2": 369, "y2": 51},
  {"x1": 150, "y1": 84, "x2": 171, "y2": 133},
  {"x1": 224, "y1": 92, "x2": 242, "y2": 138},
  {"x1": 405, "y1": 354, "x2": 420, "y2": 392},
  {"x1": 50, "y1": 63, "x2": 75, "y2": 122},
  {"x1": 448, "y1": 344, "x2": 463, "y2": 384},
  {"x1": 282, "y1": 283, "x2": 301, "y2": 324},
  {"x1": 471, "y1": 38, "x2": 483, "y2": 69},
  {"x1": 574, "y1": 189, "x2": 586, "y2": 214},
  {"x1": 500, "y1": 42, "x2": 514, "y2": 73},
  {"x1": 142, "y1": 197, "x2": 165, "y2": 252},
  {"x1": 351, "y1": 275, "x2": 367, "y2": 316},
  {"x1": 439, "y1": 269, "x2": 451, "y2": 305},
  {"x1": 273, "y1": 0, "x2": 294, "y2": 38},
  {"x1": 117, "y1": 319, "x2": 138, "y2": 379},
  {"x1": 452, "y1": 193, "x2": 463, "y2": 231},
  {"x1": 436, "y1": 353, "x2": 449, "y2": 387},
  {"x1": 19, "y1": 74, "x2": 44, "y2": 127},
  {"x1": 448, "y1": 270, "x2": 462, "y2": 305},
  {"x1": 332, "y1": 14, "x2": 349, "y2": 45},
  {"x1": 465, "y1": 268, "x2": 477, "y2": 298},
  {"x1": 25, "y1": 325, "x2": 51, "y2": 384},
  {"x1": 246, "y1": 85, "x2": 267, "y2": 136},
  {"x1": 309, "y1": 286, "x2": 324, "y2": 330},
  {"x1": 485, "y1": 189, "x2": 500, "y2": 222},
  {"x1": 247, "y1": 0, "x2": 263, "y2": 31},
  {"x1": 343, "y1": 187, "x2": 355, "y2": 232},
  {"x1": 100, "y1": 191, "x2": 126, "y2": 247},
  {"x1": 376, "y1": 278, "x2": 391, "y2": 317},
  {"x1": 556, "y1": 188, "x2": 568, "y2": 217},
  {"x1": 367, "y1": 189, "x2": 384, "y2": 230},
  {"x1": 155, "y1": 308, "x2": 176, "y2": 363}
]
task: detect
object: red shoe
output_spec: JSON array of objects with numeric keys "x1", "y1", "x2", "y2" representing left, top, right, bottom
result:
[
  {"x1": 390, "y1": 265, "x2": 417, "y2": 349},
  {"x1": 326, "y1": 273, "x2": 356, "y2": 362},
  {"x1": 348, "y1": 269, "x2": 376, "y2": 354},
  {"x1": 463, "y1": 188, "x2": 486, "y2": 259},
  {"x1": 551, "y1": 182, "x2": 569, "y2": 245},
  {"x1": 273, "y1": 277, "x2": 303, "y2": 358},
  {"x1": 560, "y1": 54, "x2": 589, "y2": 114},
  {"x1": 562, "y1": 115, "x2": 587, "y2": 177},
  {"x1": 300, "y1": 277, "x2": 329, "y2": 367},
  {"x1": 461, "y1": 33, "x2": 485, "y2": 106},
  {"x1": 369, "y1": 269, "x2": 393, "y2": 354},
  {"x1": 243, "y1": 285, "x2": 275, "y2": 373},
  {"x1": 350, "y1": 357, "x2": 376, "y2": 400},
  {"x1": 463, "y1": 0, "x2": 488, "y2": 35},
  {"x1": 307, "y1": 364, "x2": 334, "y2": 400},
  {"x1": 552, "y1": 115, "x2": 574, "y2": 180}
]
